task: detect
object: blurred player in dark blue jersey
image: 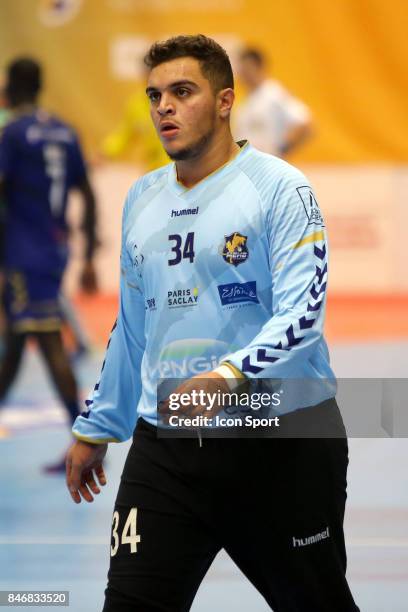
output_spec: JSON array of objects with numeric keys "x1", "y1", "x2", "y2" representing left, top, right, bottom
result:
[{"x1": 0, "y1": 57, "x2": 98, "y2": 471}]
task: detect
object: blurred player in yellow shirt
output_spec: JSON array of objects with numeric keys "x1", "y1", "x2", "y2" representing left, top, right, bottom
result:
[{"x1": 100, "y1": 84, "x2": 169, "y2": 170}]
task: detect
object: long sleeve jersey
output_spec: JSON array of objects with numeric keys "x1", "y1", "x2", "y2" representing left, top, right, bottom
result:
[{"x1": 73, "y1": 142, "x2": 335, "y2": 443}]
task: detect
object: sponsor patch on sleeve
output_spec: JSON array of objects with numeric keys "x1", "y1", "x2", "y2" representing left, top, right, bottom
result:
[{"x1": 296, "y1": 186, "x2": 324, "y2": 226}]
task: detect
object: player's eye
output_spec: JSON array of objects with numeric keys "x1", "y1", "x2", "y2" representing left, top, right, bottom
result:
[
  {"x1": 148, "y1": 91, "x2": 161, "y2": 103},
  {"x1": 176, "y1": 88, "x2": 190, "y2": 98}
]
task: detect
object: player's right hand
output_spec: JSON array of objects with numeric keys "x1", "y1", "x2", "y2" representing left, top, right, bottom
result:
[{"x1": 66, "y1": 440, "x2": 108, "y2": 504}]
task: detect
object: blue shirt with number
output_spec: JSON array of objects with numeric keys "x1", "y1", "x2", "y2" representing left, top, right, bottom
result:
[
  {"x1": 0, "y1": 110, "x2": 87, "y2": 274},
  {"x1": 73, "y1": 142, "x2": 336, "y2": 442}
]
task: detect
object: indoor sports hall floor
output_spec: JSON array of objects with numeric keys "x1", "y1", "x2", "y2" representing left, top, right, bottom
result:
[{"x1": 0, "y1": 295, "x2": 407, "y2": 612}]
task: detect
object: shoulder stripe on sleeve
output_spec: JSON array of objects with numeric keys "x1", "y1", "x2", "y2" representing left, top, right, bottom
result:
[{"x1": 292, "y1": 230, "x2": 325, "y2": 249}]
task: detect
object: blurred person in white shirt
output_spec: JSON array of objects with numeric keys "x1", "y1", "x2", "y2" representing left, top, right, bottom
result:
[{"x1": 235, "y1": 48, "x2": 313, "y2": 157}]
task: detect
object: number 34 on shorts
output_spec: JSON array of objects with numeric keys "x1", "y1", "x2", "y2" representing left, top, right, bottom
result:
[{"x1": 110, "y1": 507, "x2": 141, "y2": 557}]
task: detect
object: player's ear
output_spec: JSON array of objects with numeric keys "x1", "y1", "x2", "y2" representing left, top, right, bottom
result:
[{"x1": 217, "y1": 88, "x2": 235, "y2": 119}]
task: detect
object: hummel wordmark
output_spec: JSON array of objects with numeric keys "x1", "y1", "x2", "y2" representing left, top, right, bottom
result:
[{"x1": 292, "y1": 526, "x2": 330, "y2": 548}]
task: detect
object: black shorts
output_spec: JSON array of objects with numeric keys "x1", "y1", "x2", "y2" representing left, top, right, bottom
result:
[{"x1": 103, "y1": 402, "x2": 360, "y2": 612}]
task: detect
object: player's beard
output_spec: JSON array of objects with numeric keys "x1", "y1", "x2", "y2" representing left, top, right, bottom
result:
[{"x1": 166, "y1": 118, "x2": 217, "y2": 161}]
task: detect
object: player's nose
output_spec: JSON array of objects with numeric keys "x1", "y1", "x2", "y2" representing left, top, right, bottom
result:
[{"x1": 157, "y1": 93, "x2": 175, "y2": 116}]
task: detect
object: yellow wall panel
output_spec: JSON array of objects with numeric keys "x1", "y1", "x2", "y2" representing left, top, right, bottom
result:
[{"x1": 1, "y1": 0, "x2": 407, "y2": 162}]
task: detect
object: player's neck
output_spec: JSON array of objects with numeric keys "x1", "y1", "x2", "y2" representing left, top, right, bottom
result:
[
  {"x1": 13, "y1": 102, "x2": 37, "y2": 115},
  {"x1": 175, "y1": 132, "x2": 240, "y2": 189}
]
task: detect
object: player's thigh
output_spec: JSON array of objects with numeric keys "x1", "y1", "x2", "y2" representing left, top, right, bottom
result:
[
  {"x1": 223, "y1": 438, "x2": 359, "y2": 611},
  {"x1": 104, "y1": 498, "x2": 219, "y2": 612},
  {"x1": 226, "y1": 527, "x2": 357, "y2": 612},
  {"x1": 104, "y1": 421, "x2": 221, "y2": 612}
]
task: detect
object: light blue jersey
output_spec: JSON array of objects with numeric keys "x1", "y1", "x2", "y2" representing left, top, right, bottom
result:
[{"x1": 73, "y1": 142, "x2": 335, "y2": 443}]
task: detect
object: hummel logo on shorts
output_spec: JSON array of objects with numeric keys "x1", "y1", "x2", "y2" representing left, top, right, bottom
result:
[{"x1": 292, "y1": 526, "x2": 330, "y2": 548}]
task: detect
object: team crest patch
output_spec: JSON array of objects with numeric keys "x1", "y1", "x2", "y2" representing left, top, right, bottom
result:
[
  {"x1": 296, "y1": 186, "x2": 324, "y2": 226},
  {"x1": 221, "y1": 232, "x2": 249, "y2": 267}
]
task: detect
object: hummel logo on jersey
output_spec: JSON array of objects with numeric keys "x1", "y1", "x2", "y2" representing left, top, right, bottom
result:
[
  {"x1": 171, "y1": 206, "x2": 199, "y2": 218},
  {"x1": 292, "y1": 526, "x2": 330, "y2": 548}
]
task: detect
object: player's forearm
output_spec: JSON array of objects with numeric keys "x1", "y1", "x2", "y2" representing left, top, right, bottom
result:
[
  {"x1": 73, "y1": 273, "x2": 146, "y2": 442},
  {"x1": 222, "y1": 235, "x2": 328, "y2": 378},
  {"x1": 280, "y1": 121, "x2": 313, "y2": 156},
  {"x1": 72, "y1": 369, "x2": 141, "y2": 444},
  {"x1": 224, "y1": 313, "x2": 324, "y2": 379},
  {"x1": 82, "y1": 194, "x2": 98, "y2": 261},
  {"x1": 77, "y1": 176, "x2": 99, "y2": 261}
]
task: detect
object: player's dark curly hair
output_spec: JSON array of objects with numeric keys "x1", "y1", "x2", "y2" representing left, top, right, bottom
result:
[{"x1": 144, "y1": 34, "x2": 234, "y2": 93}]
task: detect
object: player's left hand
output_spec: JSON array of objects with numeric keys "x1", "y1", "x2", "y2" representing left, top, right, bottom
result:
[
  {"x1": 80, "y1": 260, "x2": 98, "y2": 294},
  {"x1": 158, "y1": 371, "x2": 231, "y2": 421}
]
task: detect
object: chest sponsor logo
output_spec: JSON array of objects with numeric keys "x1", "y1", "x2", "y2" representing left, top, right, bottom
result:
[
  {"x1": 168, "y1": 287, "x2": 199, "y2": 308},
  {"x1": 171, "y1": 206, "x2": 199, "y2": 218},
  {"x1": 157, "y1": 339, "x2": 231, "y2": 379},
  {"x1": 296, "y1": 186, "x2": 324, "y2": 226},
  {"x1": 221, "y1": 232, "x2": 249, "y2": 267},
  {"x1": 218, "y1": 281, "x2": 259, "y2": 306}
]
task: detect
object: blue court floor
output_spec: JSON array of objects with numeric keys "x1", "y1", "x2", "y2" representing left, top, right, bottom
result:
[{"x1": 0, "y1": 342, "x2": 407, "y2": 611}]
